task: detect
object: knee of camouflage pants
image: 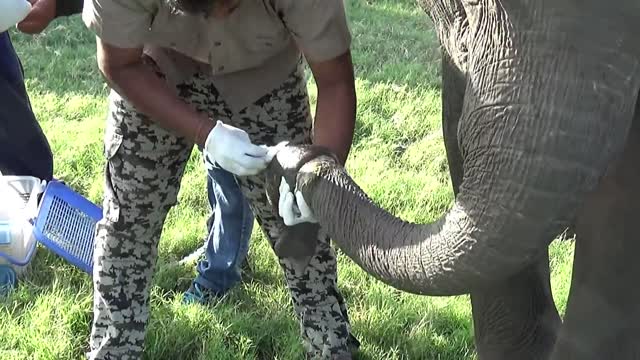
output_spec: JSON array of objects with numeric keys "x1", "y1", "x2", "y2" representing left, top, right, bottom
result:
[
  {"x1": 88, "y1": 90, "x2": 192, "y2": 360},
  {"x1": 237, "y1": 171, "x2": 359, "y2": 360},
  {"x1": 227, "y1": 60, "x2": 359, "y2": 359}
]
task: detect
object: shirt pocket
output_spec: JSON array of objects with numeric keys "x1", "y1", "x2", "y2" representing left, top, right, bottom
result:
[
  {"x1": 241, "y1": 11, "x2": 290, "y2": 55},
  {"x1": 247, "y1": 29, "x2": 289, "y2": 51},
  {"x1": 147, "y1": 6, "x2": 208, "y2": 62}
]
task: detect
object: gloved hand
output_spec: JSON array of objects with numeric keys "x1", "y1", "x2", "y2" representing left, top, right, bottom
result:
[
  {"x1": 0, "y1": 0, "x2": 32, "y2": 33},
  {"x1": 203, "y1": 120, "x2": 273, "y2": 176},
  {"x1": 278, "y1": 177, "x2": 318, "y2": 226}
]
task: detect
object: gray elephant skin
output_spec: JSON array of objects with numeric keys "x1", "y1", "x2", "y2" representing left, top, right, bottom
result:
[{"x1": 264, "y1": 1, "x2": 640, "y2": 359}]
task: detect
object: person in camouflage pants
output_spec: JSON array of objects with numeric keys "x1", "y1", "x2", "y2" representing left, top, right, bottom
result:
[{"x1": 90, "y1": 56, "x2": 359, "y2": 360}]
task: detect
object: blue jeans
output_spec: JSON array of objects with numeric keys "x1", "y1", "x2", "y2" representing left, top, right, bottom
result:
[{"x1": 194, "y1": 166, "x2": 253, "y2": 294}]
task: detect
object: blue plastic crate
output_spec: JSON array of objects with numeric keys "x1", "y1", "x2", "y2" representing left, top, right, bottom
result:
[{"x1": 33, "y1": 181, "x2": 103, "y2": 274}]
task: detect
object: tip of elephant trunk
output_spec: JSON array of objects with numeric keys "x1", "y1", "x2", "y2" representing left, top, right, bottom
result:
[{"x1": 262, "y1": 143, "x2": 344, "y2": 260}]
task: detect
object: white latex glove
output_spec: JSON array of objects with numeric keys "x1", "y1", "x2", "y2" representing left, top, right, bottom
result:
[
  {"x1": 203, "y1": 120, "x2": 275, "y2": 176},
  {"x1": 0, "y1": 0, "x2": 31, "y2": 33},
  {"x1": 278, "y1": 177, "x2": 318, "y2": 226}
]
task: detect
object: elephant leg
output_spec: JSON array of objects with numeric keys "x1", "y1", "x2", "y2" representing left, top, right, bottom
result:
[
  {"x1": 550, "y1": 93, "x2": 640, "y2": 360},
  {"x1": 470, "y1": 252, "x2": 561, "y2": 360},
  {"x1": 442, "y1": 47, "x2": 561, "y2": 360}
]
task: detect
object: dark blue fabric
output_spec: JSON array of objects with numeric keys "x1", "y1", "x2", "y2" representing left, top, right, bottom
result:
[
  {"x1": 0, "y1": 32, "x2": 53, "y2": 180},
  {"x1": 0, "y1": 32, "x2": 23, "y2": 86},
  {"x1": 194, "y1": 166, "x2": 253, "y2": 294}
]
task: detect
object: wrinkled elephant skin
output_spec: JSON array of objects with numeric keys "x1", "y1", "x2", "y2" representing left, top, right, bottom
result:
[{"x1": 265, "y1": 1, "x2": 640, "y2": 359}]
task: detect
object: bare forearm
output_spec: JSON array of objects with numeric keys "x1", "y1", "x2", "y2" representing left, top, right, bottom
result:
[
  {"x1": 313, "y1": 82, "x2": 356, "y2": 165},
  {"x1": 101, "y1": 61, "x2": 212, "y2": 147}
]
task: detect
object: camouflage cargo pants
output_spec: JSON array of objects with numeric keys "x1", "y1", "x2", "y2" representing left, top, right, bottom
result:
[{"x1": 88, "y1": 58, "x2": 358, "y2": 360}]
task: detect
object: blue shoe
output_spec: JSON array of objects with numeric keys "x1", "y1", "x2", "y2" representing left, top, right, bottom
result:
[{"x1": 182, "y1": 282, "x2": 220, "y2": 305}]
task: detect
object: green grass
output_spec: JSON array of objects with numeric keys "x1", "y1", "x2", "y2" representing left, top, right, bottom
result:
[{"x1": 1, "y1": 0, "x2": 576, "y2": 359}]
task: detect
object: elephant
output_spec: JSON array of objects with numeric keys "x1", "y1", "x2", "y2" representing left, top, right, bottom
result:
[{"x1": 263, "y1": 1, "x2": 640, "y2": 359}]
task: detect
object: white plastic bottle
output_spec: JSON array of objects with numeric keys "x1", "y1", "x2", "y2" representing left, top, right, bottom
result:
[{"x1": 0, "y1": 0, "x2": 32, "y2": 33}]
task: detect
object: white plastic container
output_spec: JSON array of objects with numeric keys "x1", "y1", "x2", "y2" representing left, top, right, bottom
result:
[{"x1": 0, "y1": 173, "x2": 45, "y2": 276}]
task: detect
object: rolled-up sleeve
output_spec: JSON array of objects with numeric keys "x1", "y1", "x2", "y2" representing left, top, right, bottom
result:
[
  {"x1": 276, "y1": 0, "x2": 352, "y2": 63},
  {"x1": 82, "y1": 0, "x2": 156, "y2": 49}
]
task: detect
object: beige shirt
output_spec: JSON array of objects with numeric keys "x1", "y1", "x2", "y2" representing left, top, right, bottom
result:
[{"x1": 82, "y1": 0, "x2": 352, "y2": 112}]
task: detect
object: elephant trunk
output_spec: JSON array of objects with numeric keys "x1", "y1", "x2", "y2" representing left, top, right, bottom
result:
[
  {"x1": 298, "y1": 162, "x2": 475, "y2": 295},
  {"x1": 295, "y1": 39, "x2": 640, "y2": 297}
]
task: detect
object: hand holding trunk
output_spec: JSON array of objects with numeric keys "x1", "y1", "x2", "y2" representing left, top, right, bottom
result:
[{"x1": 278, "y1": 177, "x2": 318, "y2": 226}]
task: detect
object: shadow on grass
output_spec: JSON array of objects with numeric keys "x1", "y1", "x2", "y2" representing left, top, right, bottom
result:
[
  {"x1": 22, "y1": 246, "x2": 92, "y2": 290},
  {"x1": 146, "y1": 277, "x2": 475, "y2": 360},
  {"x1": 143, "y1": 294, "x2": 305, "y2": 360},
  {"x1": 366, "y1": 312, "x2": 473, "y2": 358},
  {"x1": 4, "y1": 242, "x2": 475, "y2": 359}
]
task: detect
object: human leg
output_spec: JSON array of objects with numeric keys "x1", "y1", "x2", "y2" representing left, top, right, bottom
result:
[
  {"x1": 88, "y1": 88, "x2": 193, "y2": 359},
  {"x1": 230, "y1": 61, "x2": 358, "y2": 359},
  {"x1": 0, "y1": 32, "x2": 53, "y2": 180},
  {"x1": 89, "y1": 60, "x2": 220, "y2": 359},
  {"x1": 175, "y1": 77, "x2": 255, "y2": 303}
]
